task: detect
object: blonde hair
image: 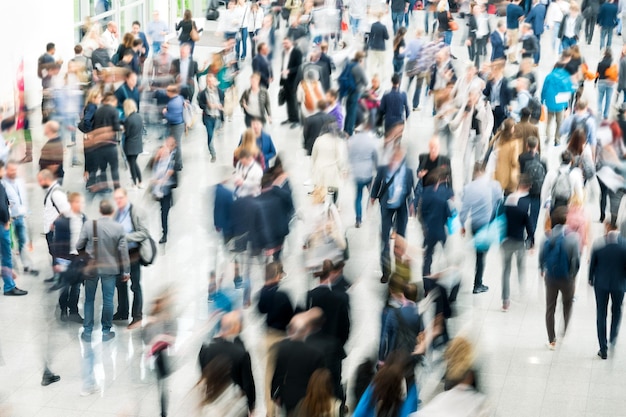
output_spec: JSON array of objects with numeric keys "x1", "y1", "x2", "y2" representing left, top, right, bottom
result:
[
  {"x1": 235, "y1": 128, "x2": 260, "y2": 158},
  {"x1": 85, "y1": 88, "x2": 101, "y2": 104},
  {"x1": 444, "y1": 337, "x2": 476, "y2": 382},
  {"x1": 437, "y1": 0, "x2": 448, "y2": 12},
  {"x1": 123, "y1": 99, "x2": 137, "y2": 117}
]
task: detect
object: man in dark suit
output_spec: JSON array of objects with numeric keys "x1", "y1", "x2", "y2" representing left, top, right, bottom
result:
[
  {"x1": 490, "y1": 21, "x2": 508, "y2": 62},
  {"x1": 170, "y1": 43, "x2": 198, "y2": 101},
  {"x1": 280, "y1": 37, "x2": 303, "y2": 128},
  {"x1": 198, "y1": 311, "x2": 256, "y2": 414},
  {"x1": 252, "y1": 42, "x2": 273, "y2": 89},
  {"x1": 303, "y1": 100, "x2": 334, "y2": 155},
  {"x1": 589, "y1": 222, "x2": 626, "y2": 359},
  {"x1": 90, "y1": 93, "x2": 121, "y2": 191},
  {"x1": 483, "y1": 61, "x2": 513, "y2": 133},
  {"x1": 371, "y1": 148, "x2": 414, "y2": 283},
  {"x1": 524, "y1": 0, "x2": 546, "y2": 63},
  {"x1": 272, "y1": 311, "x2": 325, "y2": 416},
  {"x1": 318, "y1": 42, "x2": 334, "y2": 91}
]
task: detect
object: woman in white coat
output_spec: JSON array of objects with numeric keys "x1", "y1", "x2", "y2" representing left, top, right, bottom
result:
[{"x1": 311, "y1": 124, "x2": 348, "y2": 203}]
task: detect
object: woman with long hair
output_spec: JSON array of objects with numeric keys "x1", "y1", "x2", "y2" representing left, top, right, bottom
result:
[
  {"x1": 122, "y1": 99, "x2": 144, "y2": 188},
  {"x1": 82, "y1": 88, "x2": 102, "y2": 190},
  {"x1": 234, "y1": 128, "x2": 265, "y2": 169},
  {"x1": 294, "y1": 369, "x2": 342, "y2": 417},
  {"x1": 392, "y1": 27, "x2": 407, "y2": 75},
  {"x1": 196, "y1": 356, "x2": 248, "y2": 417},
  {"x1": 176, "y1": 9, "x2": 200, "y2": 55},
  {"x1": 596, "y1": 48, "x2": 616, "y2": 120}
]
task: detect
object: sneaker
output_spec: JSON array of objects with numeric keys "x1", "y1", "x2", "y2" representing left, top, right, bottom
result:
[
  {"x1": 127, "y1": 319, "x2": 142, "y2": 330},
  {"x1": 501, "y1": 299, "x2": 510, "y2": 312},
  {"x1": 80, "y1": 386, "x2": 101, "y2": 397},
  {"x1": 67, "y1": 313, "x2": 84, "y2": 324},
  {"x1": 24, "y1": 267, "x2": 39, "y2": 276},
  {"x1": 598, "y1": 350, "x2": 608, "y2": 359},
  {"x1": 4, "y1": 287, "x2": 27, "y2": 296},
  {"x1": 112, "y1": 313, "x2": 128, "y2": 321},
  {"x1": 547, "y1": 341, "x2": 556, "y2": 351},
  {"x1": 472, "y1": 285, "x2": 489, "y2": 294},
  {"x1": 81, "y1": 332, "x2": 92, "y2": 343},
  {"x1": 60, "y1": 311, "x2": 68, "y2": 322},
  {"x1": 102, "y1": 332, "x2": 116, "y2": 342},
  {"x1": 210, "y1": 156, "x2": 216, "y2": 163},
  {"x1": 234, "y1": 275, "x2": 243, "y2": 289},
  {"x1": 41, "y1": 371, "x2": 60, "y2": 386}
]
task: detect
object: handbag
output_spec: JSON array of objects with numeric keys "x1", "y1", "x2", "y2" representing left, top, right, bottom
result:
[
  {"x1": 190, "y1": 23, "x2": 200, "y2": 41},
  {"x1": 82, "y1": 220, "x2": 99, "y2": 280},
  {"x1": 448, "y1": 18, "x2": 459, "y2": 31},
  {"x1": 278, "y1": 87, "x2": 286, "y2": 106}
]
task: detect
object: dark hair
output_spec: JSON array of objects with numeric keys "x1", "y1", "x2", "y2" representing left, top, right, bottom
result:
[
  {"x1": 0, "y1": 117, "x2": 15, "y2": 132},
  {"x1": 371, "y1": 351, "x2": 411, "y2": 417},
  {"x1": 199, "y1": 355, "x2": 233, "y2": 404},
  {"x1": 527, "y1": 136, "x2": 538, "y2": 150},
  {"x1": 238, "y1": 148, "x2": 252, "y2": 160},
  {"x1": 132, "y1": 39, "x2": 143, "y2": 47},
  {"x1": 99, "y1": 200, "x2": 114, "y2": 215},
  {"x1": 0, "y1": 161, "x2": 6, "y2": 170},
  {"x1": 74, "y1": 44, "x2": 83, "y2": 54},
  {"x1": 326, "y1": 89, "x2": 338, "y2": 100},
  {"x1": 404, "y1": 283, "x2": 418, "y2": 302},
  {"x1": 567, "y1": 129, "x2": 585, "y2": 156},
  {"x1": 551, "y1": 206, "x2": 568, "y2": 227},
  {"x1": 497, "y1": 119, "x2": 516, "y2": 143},
  {"x1": 123, "y1": 49, "x2": 135, "y2": 57},
  {"x1": 393, "y1": 26, "x2": 407, "y2": 51},
  {"x1": 391, "y1": 73, "x2": 401, "y2": 86},
  {"x1": 299, "y1": 369, "x2": 335, "y2": 417},
  {"x1": 132, "y1": 20, "x2": 141, "y2": 27},
  {"x1": 257, "y1": 42, "x2": 266, "y2": 54},
  {"x1": 520, "y1": 107, "x2": 532, "y2": 120},
  {"x1": 183, "y1": 9, "x2": 192, "y2": 20},
  {"x1": 561, "y1": 149, "x2": 573, "y2": 165},
  {"x1": 317, "y1": 99, "x2": 329, "y2": 111},
  {"x1": 46, "y1": 42, "x2": 55, "y2": 52}
]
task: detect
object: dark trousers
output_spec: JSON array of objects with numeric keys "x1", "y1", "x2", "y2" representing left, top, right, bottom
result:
[
  {"x1": 59, "y1": 281, "x2": 81, "y2": 314},
  {"x1": 545, "y1": 278, "x2": 575, "y2": 343},
  {"x1": 533, "y1": 34, "x2": 541, "y2": 63},
  {"x1": 406, "y1": 74, "x2": 426, "y2": 109},
  {"x1": 380, "y1": 204, "x2": 408, "y2": 278},
  {"x1": 423, "y1": 236, "x2": 445, "y2": 279},
  {"x1": 97, "y1": 144, "x2": 120, "y2": 189},
  {"x1": 85, "y1": 150, "x2": 98, "y2": 189},
  {"x1": 598, "y1": 177, "x2": 624, "y2": 224},
  {"x1": 595, "y1": 287, "x2": 624, "y2": 353},
  {"x1": 249, "y1": 30, "x2": 259, "y2": 58},
  {"x1": 45, "y1": 231, "x2": 54, "y2": 264},
  {"x1": 155, "y1": 350, "x2": 170, "y2": 417},
  {"x1": 115, "y1": 258, "x2": 142, "y2": 320},
  {"x1": 529, "y1": 196, "x2": 541, "y2": 239},
  {"x1": 492, "y1": 106, "x2": 507, "y2": 134},
  {"x1": 475, "y1": 37, "x2": 488, "y2": 67},
  {"x1": 585, "y1": 15, "x2": 597, "y2": 43},
  {"x1": 284, "y1": 85, "x2": 299, "y2": 123},
  {"x1": 160, "y1": 193, "x2": 173, "y2": 237},
  {"x1": 344, "y1": 91, "x2": 361, "y2": 136},
  {"x1": 126, "y1": 154, "x2": 142, "y2": 185}
]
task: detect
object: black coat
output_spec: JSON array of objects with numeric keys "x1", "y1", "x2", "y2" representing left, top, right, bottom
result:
[
  {"x1": 170, "y1": 58, "x2": 199, "y2": 96},
  {"x1": 280, "y1": 47, "x2": 303, "y2": 89},
  {"x1": 198, "y1": 337, "x2": 256, "y2": 411},
  {"x1": 306, "y1": 286, "x2": 351, "y2": 358},
  {"x1": 123, "y1": 112, "x2": 143, "y2": 156},
  {"x1": 257, "y1": 283, "x2": 294, "y2": 331},
  {"x1": 93, "y1": 103, "x2": 121, "y2": 131},
  {"x1": 303, "y1": 111, "x2": 334, "y2": 155},
  {"x1": 589, "y1": 236, "x2": 626, "y2": 292},
  {"x1": 252, "y1": 54, "x2": 272, "y2": 88},
  {"x1": 271, "y1": 339, "x2": 325, "y2": 412}
]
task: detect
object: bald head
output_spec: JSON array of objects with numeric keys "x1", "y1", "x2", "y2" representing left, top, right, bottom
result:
[
  {"x1": 428, "y1": 137, "x2": 441, "y2": 159},
  {"x1": 43, "y1": 120, "x2": 60, "y2": 138},
  {"x1": 219, "y1": 311, "x2": 242, "y2": 337}
]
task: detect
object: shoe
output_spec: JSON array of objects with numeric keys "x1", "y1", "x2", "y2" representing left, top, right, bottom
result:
[
  {"x1": 290, "y1": 123, "x2": 299, "y2": 129},
  {"x1": 80, "y1": 386, "x2": 101, "y2": 397},
  {"x1": 380, "y1": 275, "x2": 389, "y2": 284},
  {"x1": 81, "y1": 332, "x2": 92, "y2": 343},
  {"x1": 19, "y1": 156, "x2": 32, "y2": 164},
  {"x1": 600, "y1": 215, "x2": 606, "y2": 223},
  {"x1": 210, "y1": 156, "x2": 216, "y2": 163},
  {"x1": 24, "y1": 267, "x2": 39, "y2": 276},
  {"x1": 159, "y1": 235, "x2": 167, "y2": 244},
  {"x1": 67, "y1": 313, "x2": 84, "y2": 324},
  {"x1": 41, "y1": 372, "x2": 60, "y2": 386},
  {"x1": 60, "y1": 311, "x2": 68, "y2": 322},
  {"x1": 511, "y1": 61, "x2": 519, "y2": 65},
  {"x1": 4, "y1": 287, "x2": 27, "y2": 296},
  {"x1": 547, "y1": 341, "x2": 556, "y2": 350},
  {"x1": 112, "y1": 313, "x2": 128, "y2": 321},
  {"x1": 598, "y1": 350, "x2": 608, "y2": 359},
  {"x1": 412, "y1": 107, "x2": 421, "y2": 112},
  {"x1": 44, "y1": 277, "x2": 55, "y2": 283},
  {"x1": 472, "y1": 285, "x2": 489, "y2": 294},
  {"x1": 102, "y1": 332, "x2": 116, "y2": 342},
  {"x1": 355, "y1": 221, "x2": 361, "y2": 228},
  {"x1": 450, "y1": 54, "x2": 457, "y2": 59},
  {"x1": 281, "y1": 120, "x2": 290, "y2": 125},
  {"x1": 234, "y1": 275, "x2": 243, "y2": 289},
  {"x1": 127, "y1": 319, "x2": 142, "y2": 330},
  {"x1": 501, "y1": 299, "x2": 510, "y2": 312},
  {"x1": 137, "y1": 183, "x2": 144, "y2": 189}
]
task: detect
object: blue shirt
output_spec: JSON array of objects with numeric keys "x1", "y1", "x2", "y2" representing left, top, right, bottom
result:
[
  {"x1": 115, "y1": 203, "x2": 138, "y2": 249},
  {"x1": 165, "y1": 95, "x2": 184, "y2": 125},
  {"x1": 387, "y1": 163, "x2": 407, "y2": 208},
  {"x1": 506, "y1": 4, "x2": 525, "y2": 29}
]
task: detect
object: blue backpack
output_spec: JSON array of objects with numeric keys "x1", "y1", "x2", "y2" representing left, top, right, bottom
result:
[
  {"x1": 542, "y1": 233, "x2": 570, "y2": 279},
  {"x1": 338, "y1": 62, "x2": 357, "y2": 98}
]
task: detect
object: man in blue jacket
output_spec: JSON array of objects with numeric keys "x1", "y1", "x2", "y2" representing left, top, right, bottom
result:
[
  {"x1": 490, "y1": 21, "x2": 508, "y2": 62},
  {"x1": 541, "y1": 56, "x2": 573, "y2": 145},
  {"x1": 379, "y1": 74, "x2": 410, "y2": 134},
  {"x1": 598, "y1": 0, "x2": 619, "y2": 49},
  {"x1": 525, "y1": 0, "x2": 546, "y2": 63},
  {"x1": 248, "y1": 118, "x2": 277, "y2": 170},
  {"x1": 589, "y1": 221, "x2": 626, "y2": 359}
]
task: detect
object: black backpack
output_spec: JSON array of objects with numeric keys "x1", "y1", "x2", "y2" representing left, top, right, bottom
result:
[
  {"x1": 524, "y1": 94, "x2": 542, "y2": 123},
  {"x1": 393, "y1": 308, "x2": 418, "y2": 354},
  {"x1": 523, "y1": 156, "x2": 546, "y2": 195}
]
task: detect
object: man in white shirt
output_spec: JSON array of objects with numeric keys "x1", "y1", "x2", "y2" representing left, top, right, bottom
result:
[
  {"x1": 234, "y1": 149, "x2": 263, "y2": 198},
  {"x1": 100, "y1": 21, "x2": 119, "y2": 58}
]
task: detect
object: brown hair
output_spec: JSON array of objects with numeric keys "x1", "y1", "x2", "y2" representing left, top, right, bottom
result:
[
  {"x1": 567, "y1": 129, "x2": 586, "y2": 156},
  {"x1": 299, "y1": 369, "x2": 335, "y2": 417},
  {"x1": 122, "y1": 33, "x2": 135, "y2": 49},
  {"x1": 198, "y1": 355, "x2": 233, "y2": 404},
  {"x1": 371, "y1": 351, "x2": 410, "y2": 416},
  {"x1": 235, "y1": 128, "x2": 260, "y2": 159}
]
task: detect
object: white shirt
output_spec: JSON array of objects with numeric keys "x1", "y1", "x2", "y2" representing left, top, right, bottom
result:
[
  {"x1": 179, "y1": 57, "x2": 190, "y2": 85},
  {"x1": 42, "y1": 182, "x2": 71, "y2": 233},
  {"x1": 2, "y1": 177, "x2": 28, "y2": 218},
  {"x1": 476, "y1": 14, "x2": 490, "y2": 38},
  {"x1": 218, "y1": 7, "x2": 245, "y2": 33},
  {"x1": 100, "y1": 29, "x2": 118, "y2": 58},
  {"x1": 563, "y1": 15, "x2": 577, "y2": 38},
  {"x1": 234, "y1": 160, "x2": 263, "y2": 197},
  {"x1": 282, "y1": 48, "x2": 292, "y2": 79},
  {"x1": 248, "y1": 8, "x2": 264, "y2": 31}
]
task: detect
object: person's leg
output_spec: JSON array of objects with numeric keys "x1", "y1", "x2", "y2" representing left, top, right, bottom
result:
[
  {"x1": 534, "y1": 34, "x2": 541, "y2": 63},
  {"x1": 344, "y1": 92, "x2": 359, "y2": 136},
  {"x1": 153, "y1": 42, "x2": 161, "y2": 54},
  {"x1": 609, "y1": 189, "x2": 624, "y2": 225},
  {"x1": 424, "y1": 9, "x2": 429, "y2": 34},
  {"x1": 600, "y1": 27, "x2": 607, "y2": 49},
  {"x1": 380, "y1": 207, "x2": 393, "y2": 280},
  {"x1": 395, "y1": 205, "x2": 409, "y2": 237},
  {"x1": 241, "y1": 28, "x2": 248, "y2": 59},
  {"x1": 598, "y1": 83, "x2": 606, "y2": 120},
  {"x1": 610, "y1": 290, "x2": 624, "y2": 345},
  {"x1": 604, "y1": 86, "x2": 614, "y2": 119},
  {"x1": 444, "y1": 30, "x2": 452, "y2": 45},
  {"x1": 608, "y1": 26, "x2": 613, "y2": 48},
  {"x1": 546, "y1": 111, "x2": 554, "y2": 142},
  {"x1": 115, "y1": 275, "x2": 129, "y2": 319},
  {"x1": 474, "y1": 248, "x2": 486, "y2": 289},
  {"x1": 529, "y1": 196, "x2": 541, "y2": 238},
  {"x1": 130, "y1": 260, "x2": 142, "y2": 321},
  {"x1": 553, "y1": 22, "x2": 561, "y2": 51},
  {"x1": 101, "y1": 275, "x2": 116, "y2": 335},
  {"x1": 204, "y1": 116, "x2": 216, "y2": 157},
  {"x1": 83, "y1": 278, "x2": 98, "y2": 337},
  {"x1": 422, "y1": 238, "x2": 436, "y2": 278},
  {"x1": 545, "y1": 279, "x2": 559, "y2": 343},
  {"x1": 126, "y1": 155, "x2": 137, "y2": 184},
  {"x1": 160, "y1": 193, "x2": 173, "y2": 239},
  {"x1": 59, "y1": 285, "x2": 69, "y2": 316},
  {"x1": 354, "y1": 179, "x2": 365, "y2": 224},
  {"x1": 68, "y1": 281, "x2": 81, "y2": 315},
  {"x1": 413, "y1": 75, "x2": 424, "y2": 108},
  {"x1": 554, "y1": 110, "x2": 563, "y2": 145},
  {"x1": 598, "y1": 178, "x2": 608, "y2": 222},
  {"x1": 514, "y1": 240, "x2": 526, "y2": 291},
  {"x1": 500, "y1": 240, "x2": 514, "y2": 304},
  {"x1": 286, "y1": 88, "x2": 299, "y2": 123}
]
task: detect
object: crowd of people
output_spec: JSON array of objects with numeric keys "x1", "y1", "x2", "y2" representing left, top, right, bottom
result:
[{"x1": 5, "y1": 0, "x2": 626, "y2": 415}]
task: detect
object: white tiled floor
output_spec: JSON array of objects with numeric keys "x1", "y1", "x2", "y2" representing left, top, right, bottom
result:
[{"x1": 2, "y1": 13, "x2": 626, "y2": 417}]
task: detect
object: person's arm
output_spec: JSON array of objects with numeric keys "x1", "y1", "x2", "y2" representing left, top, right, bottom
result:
[
  {"x1": 127, "y1": 206, "x2": 151, "y2": 243},
  {"x1": 118, "y1": 235, "x2": 131, "y2": 275},
  {"x1": 266, "y1": 135, "x2": 277, "y2": 162},
  {"x1": 588, "y1": 247, "x2": 597, "y2": 286},
  {"x1": 76, "y1": 223, "x2": 88, "y2": 252}
]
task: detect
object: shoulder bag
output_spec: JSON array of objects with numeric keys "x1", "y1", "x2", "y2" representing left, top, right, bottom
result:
[
  {"x1": 82, "y1": 220, "x2": 99, "y2": 279},
  {"x1": 190, "y1": 22, "x2": 201, "y2": 42},
  {"x1": 448, "y1": 12, "x2": 459, "y2": 31}
]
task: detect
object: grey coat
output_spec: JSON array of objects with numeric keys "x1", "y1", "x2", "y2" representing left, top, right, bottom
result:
[
  {"x1": 618, "y1": 56, "x2": 626, "y2": 91},
  {"x1": 76, "y1": 216, "x2": 131, "y2": 276},
  {"x1": 128, "y1": 204, "x2": 154, "y2": 264},
  {"x1": 123, "y1": 112, "x2": 144, "y2": 156}
]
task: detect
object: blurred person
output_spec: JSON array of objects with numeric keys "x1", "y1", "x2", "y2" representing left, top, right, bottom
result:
[
  {"x1": 176, "y1": 9, "x2": 201, "y2": 55},
  {"x1": 122, "y1": 99, "x2": 143, "y2": 188},
  {"x1": 170, "y1": 43, "x2": 199, "y2": 101},
  {"x1": 541, "y1": 150, "x2": 585, "y2": 215},
  {"x1": 199, "y1": 73, "x2": 224, "y2": 162},
  {"x1": 519, "y1": 23, "x2": 539, "y2": 62},
  {"x1": 0, "y1": 119, "x2": 15, "y2": 166},
  {"x1": 3, "y1": 161, "x2": 37, "y2": 276},
  {"x1": 368, "y1": 13, "x2": 389, "y2": 81},
  {"x1": 379, "y1": 74, "x2": 410, "y2": 135},
  {"x1": 69, "y1": 44, "x2": 93, "y2": 86},
  {"x1": 115, "y1": 71, "x2": 140, "y2": 120},
  {"x1": 293, "y1": 368, "x2": 342, "y2": 417},
  {"x1": 451, "y1": 63, "x2": 484, "y2": 109},
  {"x1": 348, "y1": 120, "x2": 378, "y2": 228},
  {"x1": 429, "y1": 48, "x2": 457, "y2": 117},
  {"x1": 408, "y1": 33, "x2": 444, "y2": 111},
  {"x1": 303, "y1": 100, "x2": 333, "y2": 156},
  {"x1": 163, "y1": 85, "x2": 185, "y2": 169},
  {"x1": 235, "y1": 0, "x2": 251, "y2": 60},
  {"x1": 546, "y1": 0, "x2": 566, "y2": 51},
  {"x1": 311, "y1": 126, "x2": 348, "y2": 202},
  {"x1": 280, "y1": 37, "x2": 303, "y2": 128},
  {"x1": 595, "y1": 48, "x2": 617, "y2": 120},
  {"x1": 0, "y1": 161, "x2": 26, "y2": 296},
  {"x1": 589, "y1": 221, "x2": 626, "y2": 359},
  {"x1": 558, "y1": 2, "x2": 583, "y2": 51},
  {"x1": 492, "y1": 119, "x2": 523, "y2": 195},
  {"x1": 76, "y1": 199, "x2": 131, "y2": 342},
  {"x1": 483, "y1": 60, "x2": 512, "y2": 134},
  {"x1": 149, "y1": 42, "x2": 174, "y2": 87},
  {"x1": 566, "y1": 128, "x2": 595, "y2": 184},
  {"x1": 248, "y1": 2, "x2": 264, "y2": 59},
  {"x1": 297, "y1": 68, "x2": 325, "y2": 120},
  {"x1": 596, "y1": 120, "x2": 626, "y2": 224},
  {"x1": 598, "y1": 0, "x2": 618, "y2": 49},
  {"x1": 196, "y1": 355, "x2": 248, "y2": 417},
  {"x1": 500, "y1": 175, "x2": 534, "y2": 312},
  {"x1": 258, "y1": 261, "x2": 294, "y2": 417},
  {"x1": 39, "y1": 121, "x2": 64, "y2": 182},
  {"x1": 541, "y1": 54, "x2": 573, "y2": 146},
  {"x1": 147, "y1": 10, "x2": 169, "y2": 54},
  {"x1": 525, "y1": 0, "x2": 546, "y2": 63},
  {"x1": 38, "y1": 43, "x2": 63, "y2": 123},
  {"x1": 460, "y1": 163, "x2": 503, "y2": 294},
  {"x1": 240, "y1": 72, "x2": 271, "y2": 127},
  {"x1": 416, "y1": 137, "x2": 452, "y2": 196},
  {"x1": 90, "y1": 92, "x2": 121, "y2": 192},
  {"x1": 473, "y1": 4, "x2": 490, "y2": 66},
  {"x1": 113, "y1": 33, "x2": 136, "y2": 69},
  {"x1": 113, "y1": 188, "x2": 151, "y2": 329},
  {"x1": 234, "y1": 148, "x2": 263, "y2": 198},
  {"x1": 101, "y1": 22, "x2": 119, "y2": 58},
  {"x1": 252, "y1": 42, "x2": 273, "y2": 89},
  {"x1": 582, "y1": 0, "x2": 601, "y2": 44},
  {"x1": 436, "y1": 0, "x2": 453, "y2": 45},
  {"x1": 566, "y1": 194, "x2": 590, "y2": 261},
  {"x1": 360, "y1": 75, "x2": 382, "y2": 131},
  {"x1": 151, "y1": 137, "x2": 179, "y2": 244},
  {"x1": 80, "y1": 89, "x2": 102, "y2": 190},
  {"x1": 559, "y1": 99, "x2": 597, "y2": 158},
  {"x1": 198, "y1": 311, "x2": 256, "y2": 415},
  {"x1": 514, "y1": 108, "x2": 540, "y2": 151},
  {"x1": 518, "y1": 136, "x2": 546, "y2": 239},
  {"x1": 371, "y1": 147, "x2": 414, "y2": 283},
  {"x1": 38, "y1": 169, "x2": 70, "y2": 274},
  {"x1": 540, "y1": 207, "x2": 581, "y2": 350},
  {"x1": 343, "y1": 52, "x2": 368, "y2": 137},
  {"x1": 516, "y1": 58, "x2": 538, "y2": 96},
  {"x1": 131, "y1": 21, "x2": 149, "y2": 65},
  {"x1": 326, "y1": 89, "x2": 344, "y2": 133},
  {"x1": 506, "y1": 0, "x2": 525, "y2": 63},
  {"x1": 392, "y1": 27, "x2": 408, "y2": 76},
  {"x1": 272, "y1": 310, "x2": 326, "y2": 416},
  {"x1": 234, "y1": 128, "x2": 265, "y2": 169},
  {"x1": 509, "y1": 78, "x2": 532, "y2": 123}
]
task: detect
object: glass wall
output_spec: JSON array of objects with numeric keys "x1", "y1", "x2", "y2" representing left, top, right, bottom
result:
[{"x1": 74, "y1": 0, "x2": 147, "y2": 43}]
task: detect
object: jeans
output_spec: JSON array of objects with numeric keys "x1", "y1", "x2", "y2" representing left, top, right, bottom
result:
[
  {"x1": 597, "y1": 80, "x2": 614, "y2": 120},
  {"x1": 115, "y1": 259, "x2": 142, "y2": 320},
  {"x1": 0, "y1": 227, "x2": 14, "y2": 292},
  {"x1": 12, "y1": 216, "x2": 31, "y2": 270},
  {"x1": 600, "y1": 26, "x2": 614, "y2": 49},
  {"x1": 442, "y1": 30, "x2": 453, "y2": 45},
  {"x1": 354, "y1": 178, "x2": 372, "y2": 223},
  {"x1": 533, "y1": 34, "x2": 541, "y2": 63},
  {"x1": 97, "y1": 144, "x2": 120, "y2": 189},
  {"x1": 598, "y1": 177, "x2": 624, "y2": 224},
  {"x1": 152, "y1": 41, "x2": 162, "y2": 54},
  {"x1": 424, "y1": 11, "x2": 436, "y2": 34},
  {"x1": 406, "y1": 0, "x2": 416, "y2": 26},
  {"x1": 471, "y1": 225, "x2": 487, "y2": 288},
  {"x1": 560, "y1": 36, "x2": 577, "y2": 52},
  {"x1": 463, "y1": 131, "x2": 484, "y2": 185},
  {"x1": 406, "y1": 73, "x2": 427, "y2": 108},
  {"x1": 236, "y1": 27, "x2": 249, "y2": 59},
  {"x1": 344, "y1": 91, "x2": 361, "y2": 136},
  {"x1": 475, "y1": 37, "x2": 487, "y2": 67},
  {"x1": 545, "y1": 277, "x2": 575, "y2": 343},
  {"x1": 391, "y1": 11, "x2": 405, "y2": 34},
  {"x1": 160, "y1": 192, "x2": 173, "y2": 237},
  {"x1": 392, "y1": 57, "x2": 404, "y2": 75},
  {"x1": 169, "y1": 123, "x2": 185, "y2": 168},
  {"x1": 501, "y1": 238, "x2": 526, "y2": 302},
  {"x1": 349, "y1": 16, "x2": 361, "y2": 35},
  {"x1": 83, "y1": 274, "x2": 117, "y2": 336},
  {"x1": 380, "y1": 204, "x2": 409, "y2": 278},
  {"x1": 595, "y1": 287, "x2": 624, "y2": 353},
  {"x1": 203, "y1": 115, "x2": 218, "y2": 157},
  {"x1": 126, "y1": 154, "x2": 142, "y2": 185}
]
